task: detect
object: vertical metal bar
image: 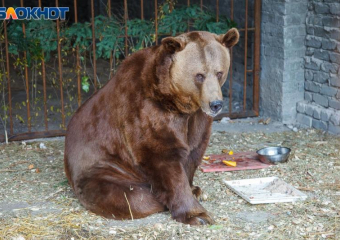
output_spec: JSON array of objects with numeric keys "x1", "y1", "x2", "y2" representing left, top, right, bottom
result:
[
  {"x1": 56, "y1": 0, "x2": 65, "y2": 128},
  {"x1": 243, "y1": 0, "x2": 248, "y2": 111},
  {"x1": 154, "y1": 0, "x2": 158, "y2": 45},
  {"x1": 38, "y1": 0, "x2": 48, "y2": 130},
  {"x1": 141, "y1": 0, "x2": 144, "y2": 20},
  {"x1": 187, "y1": 0, "x2": 190, "y2": 32},
  {"x1": 253, "y1": 0, "x2": 261, "y2": 115},
  {"x1": 91, "y1": 0, "x2": 97, "y2": 90},
  {"x1": 74, "y1": 0, "x2": 82, "y2": 106},
  {"x1": 124, "y1": 0, "x2": 128, "y2": 56},
  {"x1": 108, "y1": 0, "x2": 113, "y2": 80},
  {"x1": 2, "y1": 0, "x2": 13, "y2": 134},
  {"x1": 20, "y1": 0, "x2": 31, "y2": 132},
  {"x1": 216, "y1": 0, "x2": 219, "y2": 22},
  {"x1": 229, "y1": 0, "x2": 233, "y2": 114}
]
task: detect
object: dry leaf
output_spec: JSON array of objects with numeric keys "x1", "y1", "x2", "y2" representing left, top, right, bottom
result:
[
  {"x1": 28, "y1": 164, "x2": 34, "y2": 170},
  {"x1": 264, "y1": 118, "x2": 271, "y2": 125},
  {"x1": 35, "y1": 168, "x2": 40, "y2": 173},
  {"x1": 222, "y1": 149, "x2": 229, "y2": 153}
]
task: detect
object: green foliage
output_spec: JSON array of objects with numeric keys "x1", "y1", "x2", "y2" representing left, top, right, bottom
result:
[
  {"x1": 81, "y1": 76, "x2": 90, "y2": 93},
  {"x1": 94, "y1": 15, "x2": 124, "y2": 58},
  {"x1": 5, "y1": 4, "x2": 236, "y2": 92},
  {"x1": 128, "y1": 19, "x2": 154, "y2": 51}
]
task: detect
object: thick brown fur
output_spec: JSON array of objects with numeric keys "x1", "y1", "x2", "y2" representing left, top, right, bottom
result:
[{"x1": 64, "y1": 29, "x2": 239, "y2": 225}]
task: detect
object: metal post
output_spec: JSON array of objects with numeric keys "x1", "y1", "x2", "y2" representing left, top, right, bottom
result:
[
  {"x1": 229, "y1": 0, "x2": 234, "y2": 114},
  {"x1": 91, "y1": 0, "x2": 97, "y2": 90},
  {"x1": 56, "y1": 0, "x2": 65, "y2": 128},
  {"x1": 20, "y1": 0, "x2": 31, "y2": 132},
  {"x1": 253, "y1": 0, "x2": 261, "y2": 115},
  {"x1": 74, "y1": 0, "x2": 82, "y2": 106},
  {"x1": 2, "y1": 0, "x2": 13, "y2": 134},
  {"x1": 243, "y1": 0, "x2": 248, "y2": 111}
]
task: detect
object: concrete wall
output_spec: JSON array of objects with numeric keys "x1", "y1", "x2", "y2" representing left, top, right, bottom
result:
[
  {"x1": 296, "y1": 0, "x2": 340, "y2": 134},
  {"x1": 260, "y1": 0, "x2": 307, "y2": 124}
]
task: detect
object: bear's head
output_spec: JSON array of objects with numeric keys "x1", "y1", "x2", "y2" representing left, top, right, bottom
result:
[{"x1": 158, "y1": 28, "x2": 239, "y2": 117}]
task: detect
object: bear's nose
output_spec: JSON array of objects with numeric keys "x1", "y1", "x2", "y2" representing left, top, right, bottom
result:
[{"x1": 209, "y1": 100, "x2": 223, "y2": 113}]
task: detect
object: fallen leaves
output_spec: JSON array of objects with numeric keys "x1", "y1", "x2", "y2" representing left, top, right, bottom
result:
[{"x1": 258, "y1": 118, "x2": 271, "y2": 125}]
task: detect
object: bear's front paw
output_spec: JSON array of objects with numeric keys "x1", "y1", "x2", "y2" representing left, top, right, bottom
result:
[
  {"x1": 191, "y1": 186, "x2": 202, "y2": 200},
  {"x1": 186, "y1": 212, "x2": 215, "y2": 225}
]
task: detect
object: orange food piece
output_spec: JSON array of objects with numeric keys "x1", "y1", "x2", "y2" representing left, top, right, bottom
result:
[
  {"x1": 228, "y1": 151, "x2": 234, "y2": 155},
  {"x1": 222, "y1": 160, "x2": 237, "y2": 167},
  {"x1": 203, "y1": 156, "x2": 210, "y2": 160}
]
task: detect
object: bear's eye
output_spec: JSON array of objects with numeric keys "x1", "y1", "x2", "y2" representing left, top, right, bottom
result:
[
  {"x1": 195, "y1": 74, "x2": 205, "y2": 83},
  {"x1": 217, "y1": 72, "x2": 223, "y2": 80}
]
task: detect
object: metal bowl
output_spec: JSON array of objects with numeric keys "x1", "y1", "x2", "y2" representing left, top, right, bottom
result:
[{"x1": 256, "y1": 147, "x2": 291, "y2": 164}]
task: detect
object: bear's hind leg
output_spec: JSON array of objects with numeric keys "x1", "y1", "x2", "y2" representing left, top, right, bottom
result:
[{"x1": 74, "y1": 167, "x2": 165, "y2": 219}]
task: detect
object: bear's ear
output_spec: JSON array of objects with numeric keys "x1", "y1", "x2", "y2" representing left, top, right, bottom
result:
[
  {"x1": 220, "y1": 28, "x2": 239, "y2": 48},
  {"x1": 161, "y1": 36, "x2": 186, "y2": 53}
]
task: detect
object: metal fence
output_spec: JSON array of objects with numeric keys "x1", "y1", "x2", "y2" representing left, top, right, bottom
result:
[{"x1": 0, "y1": 0, "x2": 261, "y2": 142}]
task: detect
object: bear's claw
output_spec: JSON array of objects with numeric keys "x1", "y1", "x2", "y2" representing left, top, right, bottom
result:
[
  {"x1": 191, "y1": 186, "x2": 202, "y2": 200},
  {"x1": 186, "y1": 212, "x2": 215, "y2": 225}
]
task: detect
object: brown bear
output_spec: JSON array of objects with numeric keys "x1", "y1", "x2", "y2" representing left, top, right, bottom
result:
[{"x1": 64, "y1": 28, "x2": 239, "y2": 225}]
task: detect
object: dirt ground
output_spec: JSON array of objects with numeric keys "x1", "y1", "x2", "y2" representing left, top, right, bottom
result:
[{"x1": 0, "y1": 120, "x2": 339, "y2": 240}]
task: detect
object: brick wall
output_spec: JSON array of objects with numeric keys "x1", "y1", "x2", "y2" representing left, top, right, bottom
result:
[{"x1": 297, "y1": 0, "x2": 340, "y2": 134}]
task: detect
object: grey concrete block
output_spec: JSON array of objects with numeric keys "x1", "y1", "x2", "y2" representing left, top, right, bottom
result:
[
  {"x1": 297, "y1": 113, "x2": 313, "y2": 127},
  {"x1": 306, "y1": 26, "x2": 314, "y2": 35},
  {"x1": 322, "y1": 39, "x2": 337, "y2": 50},
  {"x1": 305, "y1": 81, "x2": 321, "y2": 93},
  {"x1": 283, "y1": 25, "x2": 306, "y2": 37},
  {"x1": 314, "y1": 49, "x2": 330, "y2": 61},
  {"x1": 305, "y1": 92, "x2": 313, "y2": 101},
  {"x1": 305, "y1": 103, "x2": 315, "y2": 116},
  {"x1": 329, "y1": 27, "x2": 340, "y2": 41},
  {"x1": 271, "y1": 4, "x2": 286, "y2": 15},
  {"x1": 313, "y1": 93, "x2": 329, "y2": 107},
  {"x1": 330, "y1": 74, "x2": 340, "y2": 87},
  {"x1": 323, "y1": 17, "x2": 340, "y2": 28},
  {"x1": 313, "y1": 107, "x2": 322, "y2": 119},
  {"x1": 321, "y1": 62, "x2": 338, "y2": 74},
  {"x1": 296, "y1": 101, "x2": 307, "y2": 113},
  {"x1": 306, "y1": 47, "x2": 315, "y2": 56},
  {"x1": 330, "y1": 112, "x2": 340, "y2": 125},
  {"x1": 265, "y1": 46, "x2": 284, "y2": 58},
  {"x1": 314, "y1": 3, "x2": 330, "y2": 14},
  {"x1": 286, "y1": 2, "x2": 308, "y2": 15},
  {"x1": 329, "y1": 3, "x2": 340, "y2": 15},
  {"x1": 329, "y1": 98, "x2": 340, "y2": 109},
  {"x1": 313, "y1": 72, "x2": 329, "y2": 84},
  {"x1": 305, "y1": 57, "x2": 322, "y2": 71},
  {"x1": 321, "y1": 108, "x2": 334, "y2": 121},
  {"x1": 284, "y1": 14, "x2": 305, "y2": 25},
  {"x1": 329, "y1": 123, "x2": 340, "y2": 135},
  {"x1": 306, "y1": 36, "x2": 322, "y2": 48},
  {"x1": 312, "y1": 119, "x2": 328, "y2": 131},
  {"x1": 330, "y1": 52, "x2": 340, "y2": 65},
  {"x1": 305, "y1": 70, "x2": 314, "y2": 81},
  {"x1": 320, "y1": 85, "x2": 338, "y2": 97}
]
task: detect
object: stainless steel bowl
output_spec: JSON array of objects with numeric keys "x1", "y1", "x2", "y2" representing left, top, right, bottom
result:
[{"x1": 256, "y1": 147, "x2": 291, "y2": 164}]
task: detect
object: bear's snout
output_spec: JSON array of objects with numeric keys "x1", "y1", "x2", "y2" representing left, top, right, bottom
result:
[{"x1": 209, "y1": 100, "x2": 223, "y2": 114}]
